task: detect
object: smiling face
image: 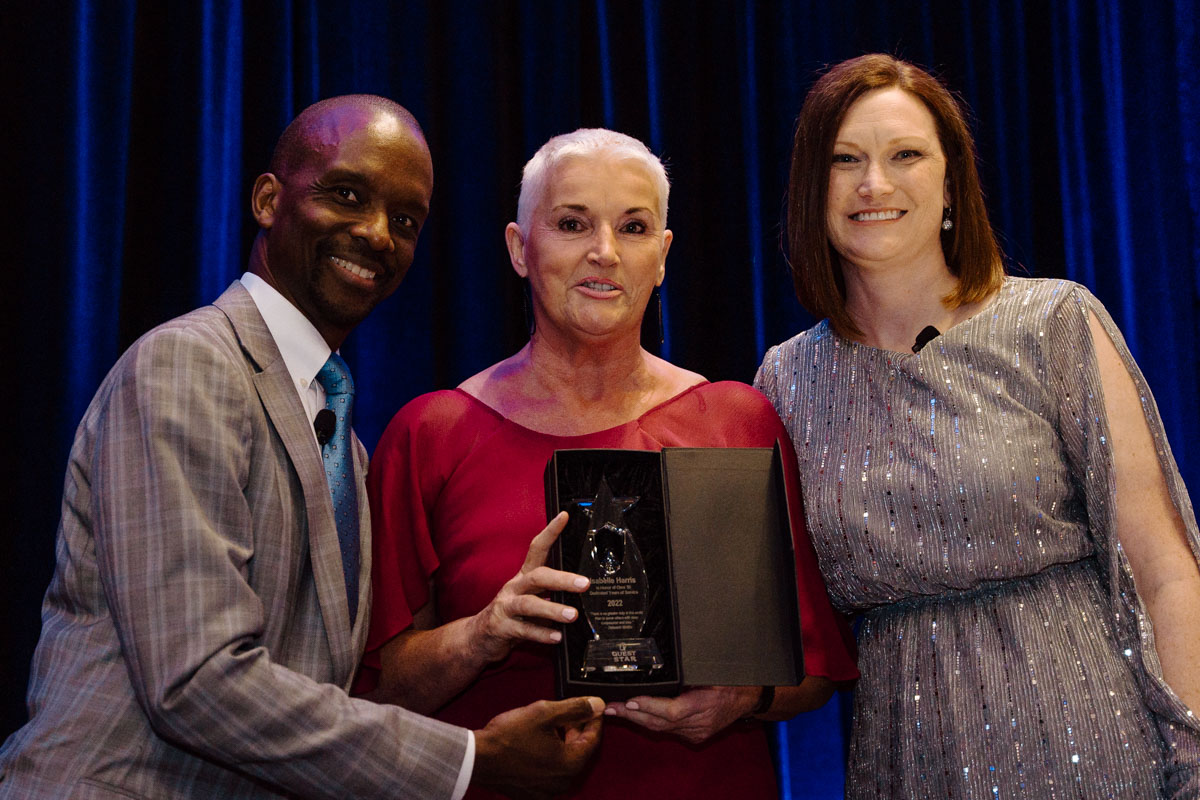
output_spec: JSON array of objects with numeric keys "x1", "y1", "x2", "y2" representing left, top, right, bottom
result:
[
  {"x1": 508, "y1": 155, "x2": 672, "y2": 343},
  {"x1": 251, "y1": 104, "x2": 433, "y2": 347},
  {"x1": 825, "y1": 87, "x2": 949, "y2": 275}
]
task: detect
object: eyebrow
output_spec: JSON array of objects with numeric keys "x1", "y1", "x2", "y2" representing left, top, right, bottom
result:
[
  {"x1": 833, "y1": 135, "x2": 933, "y2": 147},
  {"x1": 317, "y1": 167, "x2": 368, "y2": 182},
  {"x1": 551, "y1": 203, "x2": 656, "y2": 216},
  {"x1": 319, "y1": 167, "x2": 431, "y2": 214}
]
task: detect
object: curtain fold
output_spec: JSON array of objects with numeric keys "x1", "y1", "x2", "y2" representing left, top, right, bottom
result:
[
  {"x1": 70, "y1": 0, "x2": 135, "y2": 418},
  {"x1": 197, "y1": 0, "x2": 244, "y2": 302},
  {"x1": 5, "y1": 3, "x2": 1197, "y2": 795}
]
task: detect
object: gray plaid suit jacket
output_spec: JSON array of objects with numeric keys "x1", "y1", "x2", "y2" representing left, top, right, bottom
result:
[{"x1": 0, "y1": 282, "x2": 467, "y2": 799}]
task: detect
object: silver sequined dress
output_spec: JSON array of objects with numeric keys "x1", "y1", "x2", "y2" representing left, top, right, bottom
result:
[{"x1": 755, "y1": 278, "x2": 1200, "y2": 798}]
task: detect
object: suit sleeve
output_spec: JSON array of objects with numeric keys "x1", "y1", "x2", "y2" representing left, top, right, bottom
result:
[{"x1": 91, "y1": 326, "x2": 468, "y2": 799}]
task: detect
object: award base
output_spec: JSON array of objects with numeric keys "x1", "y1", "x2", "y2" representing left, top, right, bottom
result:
[{"x1": 583, "y1": 638, "x2": 664, "y2": 674}]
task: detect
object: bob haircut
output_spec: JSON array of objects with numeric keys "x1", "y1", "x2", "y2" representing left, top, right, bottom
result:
[
  {"x1": 516, "y1": 128, "x2": 670, "y2": 232},
  {"x1": 787, "y1": 53, "x2": 1005, "y2": 337}
]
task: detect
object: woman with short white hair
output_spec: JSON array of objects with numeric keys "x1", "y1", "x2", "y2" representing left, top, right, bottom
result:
[{"x1": 359, "y1": 128, "x2": 858, "y2": 798}]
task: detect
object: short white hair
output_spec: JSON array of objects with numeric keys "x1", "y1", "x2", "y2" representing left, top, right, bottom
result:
[{"x1": 515, "y1": 128, "x2": 670, "y2": 231}]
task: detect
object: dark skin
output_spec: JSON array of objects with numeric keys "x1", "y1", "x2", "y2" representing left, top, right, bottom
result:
[
  {"x1": 248, "y1": 99, "x2": 433, "y2": 350},
  {"x1": 248, "y1": 96, "x2": 603, "y2": 797}
]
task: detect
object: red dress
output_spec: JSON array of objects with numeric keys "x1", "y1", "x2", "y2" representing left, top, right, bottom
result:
[{"x1": 359, "y1": 382, "x2": 857, "y2": 799}]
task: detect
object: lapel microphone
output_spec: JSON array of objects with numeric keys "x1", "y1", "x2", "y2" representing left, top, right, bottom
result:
[
  {"x1": 912, "y1": 325, "x2": 941, "y2": 353},
  {"x1": 314, "y1": 409, "x2": 336, "y2": 446}
]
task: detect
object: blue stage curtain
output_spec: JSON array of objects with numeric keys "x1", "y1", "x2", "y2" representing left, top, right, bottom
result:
[{"x1": 5, "y1": 2, "x2": 1198, "y2": 796}]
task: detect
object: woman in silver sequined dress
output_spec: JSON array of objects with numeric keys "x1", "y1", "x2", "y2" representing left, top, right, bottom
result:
[{"x1": 754, "y1": 54, "x2": 1200, "y2": 798}]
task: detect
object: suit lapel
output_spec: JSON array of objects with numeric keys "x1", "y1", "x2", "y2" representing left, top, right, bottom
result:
[
  {"x1": 213, "y1": 282, "x2": 358, "y2": 682},
  {"x1": 350, "y1": 440, "x2": 372, "y2": 659}
]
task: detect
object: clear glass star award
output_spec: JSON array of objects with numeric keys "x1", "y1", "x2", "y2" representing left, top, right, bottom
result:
[{"x1": 576, "y1": 476, "x2": 663, "y2": 674}]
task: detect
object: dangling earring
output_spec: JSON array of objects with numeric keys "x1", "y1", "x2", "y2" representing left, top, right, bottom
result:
[
  {"x1": 654, "y1": 286, "x2": 664, "y2": 345},
  {"x1": 522, "y1": 278, "x2": 535, "y2": 336},
  {"x1": 941, "y1": 206, "x2": 954, "y2": 231}
]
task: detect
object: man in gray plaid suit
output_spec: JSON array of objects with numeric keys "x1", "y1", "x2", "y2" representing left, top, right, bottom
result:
[{"x1": 0, "y1": 95, "x2": 603, "y2": 799}]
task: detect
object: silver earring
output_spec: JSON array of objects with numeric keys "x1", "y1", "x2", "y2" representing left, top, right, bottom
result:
[{"x1": 941, "y1": 206, "x2": 953, "y2": 231}]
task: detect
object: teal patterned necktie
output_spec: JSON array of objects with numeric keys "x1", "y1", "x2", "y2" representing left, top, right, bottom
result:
[{"x1": 315, "y1": 353, "x2": 359, "y2": 622}]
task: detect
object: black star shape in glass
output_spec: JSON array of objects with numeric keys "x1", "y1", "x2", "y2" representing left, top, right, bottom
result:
[{"x1": 575, "y1": 475, "x2": 638, "y2": 530}]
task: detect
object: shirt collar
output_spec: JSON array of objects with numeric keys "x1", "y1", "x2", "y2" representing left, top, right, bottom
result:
[{"x1": 241, "y1": 271, "x2": 332, "y2": 389}]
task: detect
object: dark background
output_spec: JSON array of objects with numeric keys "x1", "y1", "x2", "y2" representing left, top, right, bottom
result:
[{"x1": 4, "y1": 1, "x2": 1198, "y2": 796}]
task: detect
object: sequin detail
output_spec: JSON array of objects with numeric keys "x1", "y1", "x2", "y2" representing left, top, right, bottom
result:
[{"x1": 755, "y1": 278, "x2": 1200, "y2": 798}]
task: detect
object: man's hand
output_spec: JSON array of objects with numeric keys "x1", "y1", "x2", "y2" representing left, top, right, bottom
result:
[
  {"x1": 466, "y1": 512, "x2": 589, "y2": 665},
  {"x1": 472, "y1": 696, "x2": 604, "y2": 799},
  {"x1": 602, "y1": 686, "x2": 760, "y2": 744}
]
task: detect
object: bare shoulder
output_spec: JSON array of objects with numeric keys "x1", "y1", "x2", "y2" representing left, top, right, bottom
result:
[
  {"x1": 645, "y1": 352, "x2": 706, "y2": 397},
  {"x1": 457, "y1": 347, "x2": 532, "y2": 412},
  {"x1": 456, "y1": 364, "x2": 497, "y2": 399}
]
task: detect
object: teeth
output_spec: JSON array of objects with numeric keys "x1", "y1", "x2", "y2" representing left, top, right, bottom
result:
[
  {"x1": 581, "y1": 281, "x2": 617, "y2": 291},
  {"x1": 330, "y1": 256, "x2": 375, "y2": 280},
  {"x1": 852, "y1": 210, "x2": 904, "y2": 221}
]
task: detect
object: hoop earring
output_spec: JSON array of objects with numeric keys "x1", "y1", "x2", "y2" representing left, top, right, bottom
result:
[{"x1": 941, "y1": 206, "x2": 954, "y2": 231}]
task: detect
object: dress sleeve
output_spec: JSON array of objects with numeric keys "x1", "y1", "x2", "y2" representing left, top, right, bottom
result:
[
  {"x1": 777, "y1": 424, "x2": 860, "y2": 682},
  {"x1": 357, "y1": 393, "x2": 463, "y2": 689},
  {"x1": 752, "y1": 344, "x2": 786, "y2": 420},
  {"x1": 1045, "y1": 284, "x2": 1200, "y2": 794},
  {"x1": 711, "y1": 382, "x2": 859, "y2": 682}
]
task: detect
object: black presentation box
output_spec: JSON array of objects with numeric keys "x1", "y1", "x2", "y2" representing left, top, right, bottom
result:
[{"x1": 545, "y1": 446, "x2": 805, "y2": 701}]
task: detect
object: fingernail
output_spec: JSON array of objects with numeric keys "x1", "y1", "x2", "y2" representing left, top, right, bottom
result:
[
  {"x1": 603, "y1": 707, "x2": 616, "y2": 716},
  {"x1": 562, "y1": 607, "x2": 577, "y2": 621},
  {"x1": 573, "y1": 576, "x2": 589, "y2": 589},
  {"x1": 625, "y1": 701, "x2": 639, "y2": 711},
  {"x1": 550, "y1": 631, "x2": 562, "y2": 642}
]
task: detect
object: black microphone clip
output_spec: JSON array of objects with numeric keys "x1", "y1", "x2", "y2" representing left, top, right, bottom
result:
[
  {"x1": 314, "y1": 408, "x2": 336, "y2": 446},
  {"x1": 912, "y1": 325, "x2": 941, "y2": 353}
]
